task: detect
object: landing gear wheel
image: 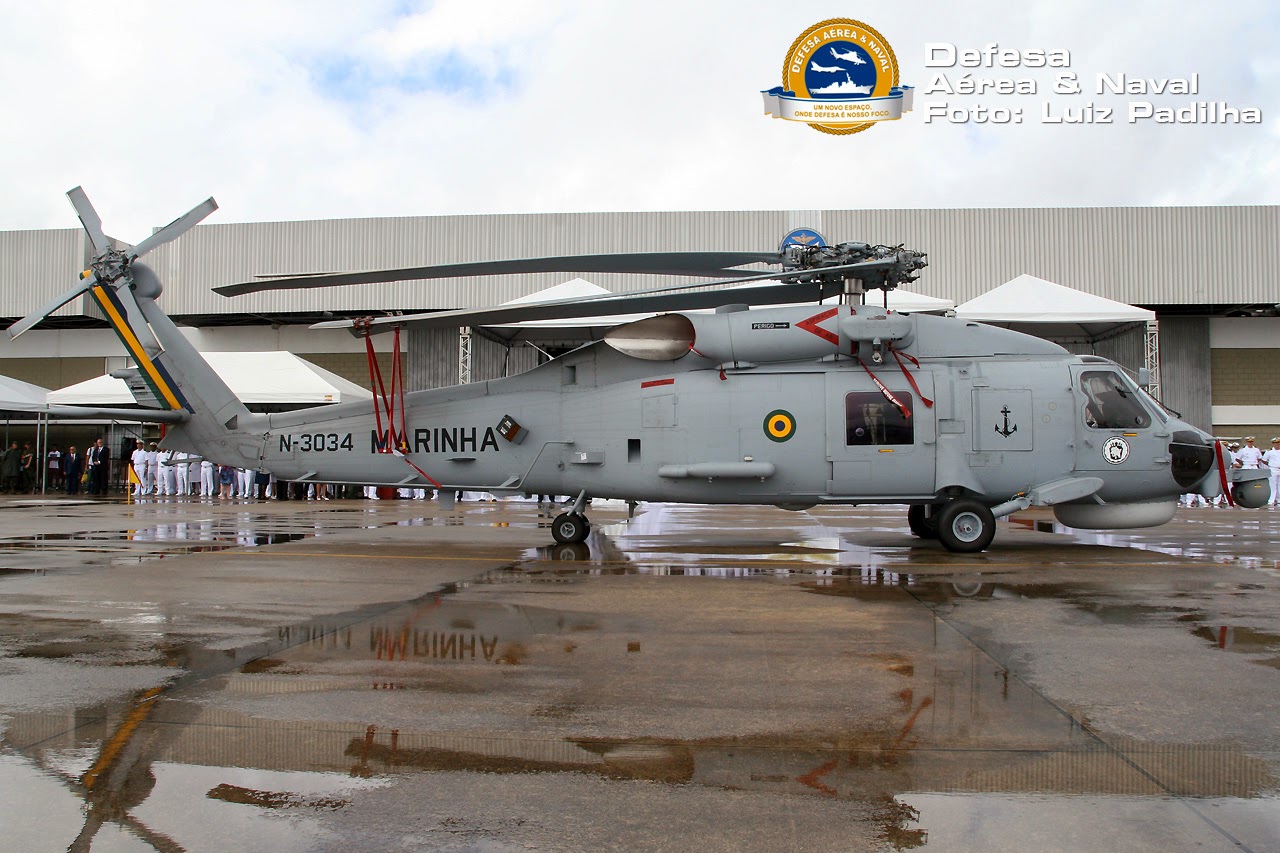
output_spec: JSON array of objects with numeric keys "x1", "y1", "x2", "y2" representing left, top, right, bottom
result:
[
  {"x1": 936, "y1": 499, "x2": 996, "y2": 553},
  {"x1": 551, "y1": 512, "x2": 590, "y2": 544},
  {"x1": 907, "y1": 504, "x2": 940, "y2": 539}
]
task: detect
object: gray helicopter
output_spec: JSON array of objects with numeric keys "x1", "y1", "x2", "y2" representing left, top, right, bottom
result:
[{"x1": 9, "y1": 189, "x2": 1270, "y2": 552}]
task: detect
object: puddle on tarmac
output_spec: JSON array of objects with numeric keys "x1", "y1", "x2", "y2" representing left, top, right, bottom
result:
[
  {"x1": 516, "y1": 537, "x2": 1280, "y2": 674},
  {"x1": 1008, "y1": 513, "x2": 1280, "y2": 574},
  {"x1": 5, "y1": 575, "x2": 1278, "y2": 851},
  {"x1": 0, "y1": 504, "x2": 572, "y2": 565},
  {"x1": 2, "y1": 502, "x2": 1279, "y2": 849},
  {"x1": 1190, "y1": 624, "x2": 1280, "y2": 663}
]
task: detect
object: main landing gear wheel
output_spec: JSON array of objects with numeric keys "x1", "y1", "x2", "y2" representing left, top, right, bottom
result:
[
  {"x1": 936, "y1": 499, "x2": 996, "y2": 553},
  {"x1": 907, "y1": 504, "x2": 940, "y2": 539},
  {"x1": 552, "y1": 512, "x2": 591, "y2": 544}
]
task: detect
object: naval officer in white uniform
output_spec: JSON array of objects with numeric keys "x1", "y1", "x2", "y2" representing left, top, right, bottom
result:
[{"x1": 1262, "y1": 437, "x2": 1280, "y2": 508}]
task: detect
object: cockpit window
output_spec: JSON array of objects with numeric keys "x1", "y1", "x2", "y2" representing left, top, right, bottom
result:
[
  {"x1": 846, "y1": 392, "x2": 914, "y2": 445},
  {"x1": 1080, "y1": 370, "x2": 1151, "y2": 429}
]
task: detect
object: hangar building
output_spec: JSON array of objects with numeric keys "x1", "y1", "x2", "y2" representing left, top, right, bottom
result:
[{"x1": 1, "y1": 205, "x2": 1276, "y2": 438}]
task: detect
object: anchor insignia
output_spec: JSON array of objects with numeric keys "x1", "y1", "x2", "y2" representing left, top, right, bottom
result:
[{"x1": 995, "y1": 406, "x2": 1018, "y2": 438}]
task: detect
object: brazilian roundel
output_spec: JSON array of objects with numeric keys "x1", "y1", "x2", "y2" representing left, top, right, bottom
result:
[{"x1": 764, "y1": 409, "x2": 797, "y2": 442}]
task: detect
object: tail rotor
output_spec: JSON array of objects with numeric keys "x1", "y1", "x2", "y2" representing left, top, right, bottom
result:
[{"x1": 7, "y1": 187, "x2": 218, "y2": 356}]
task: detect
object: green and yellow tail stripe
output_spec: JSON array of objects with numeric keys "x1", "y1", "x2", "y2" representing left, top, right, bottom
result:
[{"x1": 89, "y1": 284, "x2": 191, "y2": 412}]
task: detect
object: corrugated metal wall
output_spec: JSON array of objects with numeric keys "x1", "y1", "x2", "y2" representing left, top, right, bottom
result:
[
  {"x1": 1159, "y1": 317, "x2": 1214, "y2": 431},
  {"x1": 6, "y1": 205, "x2": 1270, "y2": 318},
  {"x1": 405, "y1": 327, "x2": 463, "y2": 390},
  {"x1": 403, "y1": 326, "x2": 542, "y2": 390},
  {"x1": 0, "y1": 228, "x2": 85, "y2": 318}
]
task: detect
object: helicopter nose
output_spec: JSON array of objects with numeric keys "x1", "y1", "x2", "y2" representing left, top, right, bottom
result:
[{"x1": 1169, "y1": 427, "x2": 1216, "y2": 488}]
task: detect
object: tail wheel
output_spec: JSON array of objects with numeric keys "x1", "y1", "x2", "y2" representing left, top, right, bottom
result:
[
  {"x1": 907, "y1": 504, "x2": 940, "y2": 539},
  {"x1": 936, "y1": 499, "x2": 996, "y2": 553},
  {"x1": 552, "y1": 512, "x2": 590, "y2": 544}
]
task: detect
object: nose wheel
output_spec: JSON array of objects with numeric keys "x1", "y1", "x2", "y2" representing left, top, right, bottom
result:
[{"x1": 552, "y1": 512, "x2": 591, "y2": 544}]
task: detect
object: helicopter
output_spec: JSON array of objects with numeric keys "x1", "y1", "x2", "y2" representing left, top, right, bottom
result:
[{"x1": 8, "y1": 189, "x2": 1271, "y2": 552}]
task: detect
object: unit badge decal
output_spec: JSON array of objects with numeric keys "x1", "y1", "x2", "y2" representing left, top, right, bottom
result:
[{"x1": 1103, "y1": 437, "x2": 1130, "y2": 465}]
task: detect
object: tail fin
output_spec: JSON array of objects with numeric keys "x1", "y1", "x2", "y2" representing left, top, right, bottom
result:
[
  {"x1": 126, "y1": 263, "x2": 263, "y2": 467},
  {"x1": 87, "y1": 277, "x2": 194, "y2": 413}
]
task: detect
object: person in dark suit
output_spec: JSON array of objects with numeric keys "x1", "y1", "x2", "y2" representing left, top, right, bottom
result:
[
  {"x1": 1, "y1": 441, "x2": 19, "y2": 493},
  {"x1": 64, "y1": 445, "x2": 83, "y2": 495},
  {"x1": 87, "y1": 438, "x2": 110, "y2": 496}
]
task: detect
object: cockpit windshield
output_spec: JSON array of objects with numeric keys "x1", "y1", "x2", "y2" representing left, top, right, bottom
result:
[
  {"x1": 1080, "y1": 370, "x2": 1152, "y2": 429},
  {"x1": 1135, "y1": 385, "x2": 1171, "y2": 423}
]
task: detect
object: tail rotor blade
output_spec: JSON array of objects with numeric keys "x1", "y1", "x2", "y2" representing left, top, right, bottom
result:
[
  {"x1": 67, "y1": 186, "x2": 110, "y2": 256},
  {"x1": 7, "y1": 280, "x2": 94, "y2": 339},
  {"x1": 129, "y1": 197, "x2": 218, "y2": 260}
]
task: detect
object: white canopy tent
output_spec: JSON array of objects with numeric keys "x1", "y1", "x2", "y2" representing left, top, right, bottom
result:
[
  {"x1": 956, "y1": 274, "x2": 1160, "y2": 394},
  {"x1": 48, "y1": 352, "x2": 373, "y2": 407},
  {"x1": 956, "y1": 274, "x2": 1154, "y2": 330},
  {"x1": 0, "y1": 375, "x2": 57, "y2": 492},
  {"x1": 0, "y1": 374, "x2": 53, "y2": 412},
  {"x1": 483, "y1": 279, "x2": 660, "y2": 341}
]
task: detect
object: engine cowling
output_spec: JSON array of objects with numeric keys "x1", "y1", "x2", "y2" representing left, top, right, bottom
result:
[{"x1": 603, "y1": 305, "x2": 916, "y2": 364}]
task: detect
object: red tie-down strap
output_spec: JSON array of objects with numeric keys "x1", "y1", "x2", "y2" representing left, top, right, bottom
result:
[
  {"x1": 1215, "y1": 440, "x2": 1235, "y2": 507},
  {"x1": 397, "y1": 453, "x2": 442, "y2": 490},
  {"x1": 362, "y1": 323, "x2": 411, "y2": 453},
  {"x1": 889, "y1": 344, "x2": 934, "y2": 408},
  {"x1": 392, "y1": 326, "x2": 407, "y2": 450},
  {"x1": 857, "y1": 358, "x2": 911, "y2": 420}
]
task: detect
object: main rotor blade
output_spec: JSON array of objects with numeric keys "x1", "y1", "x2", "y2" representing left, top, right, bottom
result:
[
  {"x1": 7, "y1": 280, "x2": 94, "y2": 339},
  {"x1": 215, "y1": 251, "x2": 780, "y2": 297},
  {"x1": 313, "y1": 279, "x2": 851, "y2": 333},
  {"x1": 67, "y1": 186, "x2": 110, "y2": 256},
  {"x1": 129, "y1": 197, "x2": 218, "y2": 260},
  {"x1": 310, "y1": 256, "x2": 912, "y2": 332}
]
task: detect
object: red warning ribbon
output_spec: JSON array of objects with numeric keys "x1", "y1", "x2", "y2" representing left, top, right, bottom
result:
[
  {"x1": 889, "y1": 345, "x2": 933, "y2": 409},
  {"x1": 858, "y1": 358, "x2": 910, "y2": 420}
]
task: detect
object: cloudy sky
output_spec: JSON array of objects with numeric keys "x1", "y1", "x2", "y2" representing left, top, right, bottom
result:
[{"x1": 2, "y1": 1, "x2": 1277, "y2": 238}]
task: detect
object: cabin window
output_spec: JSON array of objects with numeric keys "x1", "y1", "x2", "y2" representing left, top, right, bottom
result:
[
  {"x1": 845, "y1": 392, "x2": 914, "y2": 446},
  {"x1": 1080, "y1": 370, "x2": 1151, "y2": 429},
  {"x1": 628, "y1": 439, "x2": 641, "y2": 462}
]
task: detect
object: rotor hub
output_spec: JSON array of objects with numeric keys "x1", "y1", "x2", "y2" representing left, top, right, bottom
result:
[
  {"x1": 87, "y1": 248, "x2": 130, "y2": 287},
  {"x1": 780, "y1": 242, "x2": 928, "y2": 292}
]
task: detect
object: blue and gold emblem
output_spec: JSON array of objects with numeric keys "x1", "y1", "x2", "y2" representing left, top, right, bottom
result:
[
  {"x1": 779, "y1": 228, "x2": 826, "y2": 251},
  {"x1": 761, "y1": 18, "x2": 913, "y2": 135}
]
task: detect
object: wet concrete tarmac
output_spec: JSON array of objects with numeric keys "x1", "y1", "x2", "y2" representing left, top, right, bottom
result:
[{"x1": 0, "y1": 496, "x2": 1277, "y2": 851}]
